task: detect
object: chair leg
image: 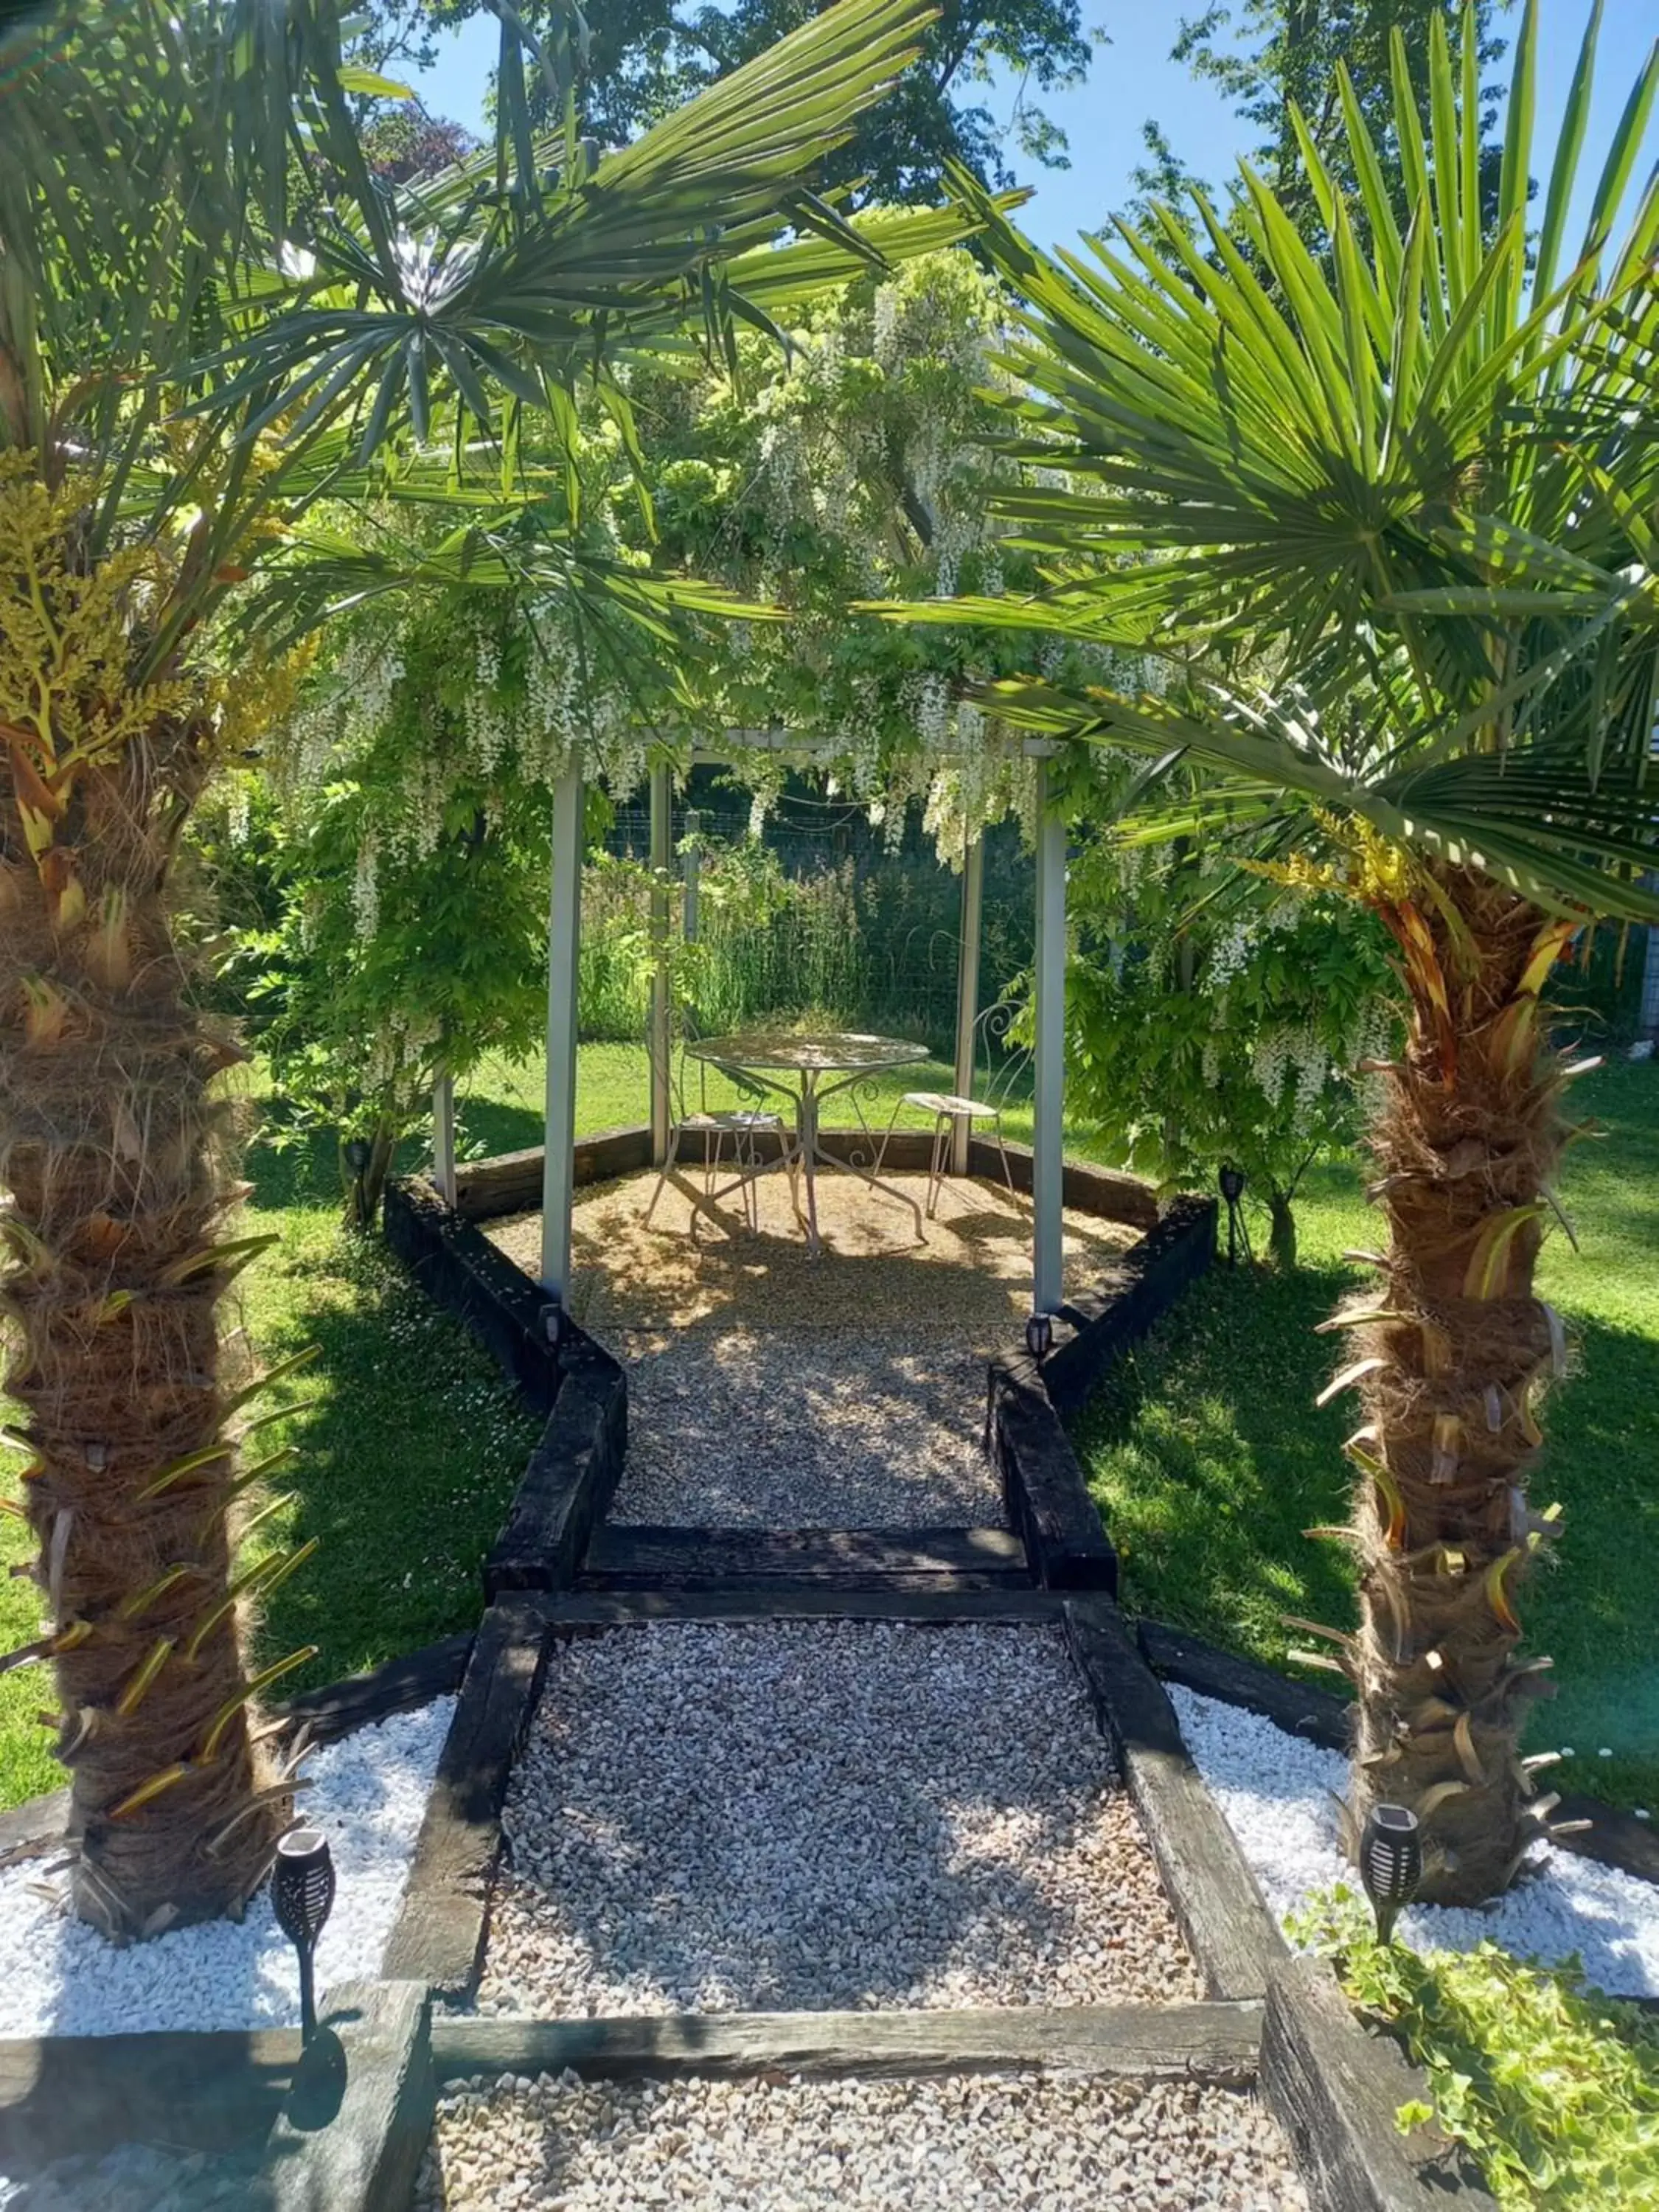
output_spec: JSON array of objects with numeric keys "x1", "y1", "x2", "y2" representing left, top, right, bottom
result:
[
  {"x1": 644, "y1": 1125, "x2": 681, "y2": 1228},
  {"x1": 925, "y1": 1112, "x2": 950, "y2": 1220},
  {"x1": 993, "y1": 1115, "x2": 1019, "y2": 1206}
]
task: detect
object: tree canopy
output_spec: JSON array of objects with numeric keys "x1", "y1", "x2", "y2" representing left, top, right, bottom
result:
[
  {"x1": 1130, "y1": 0, "x2": 1508, "y2": 234},
  {"x1": 392, "y1": 0, "x2": 1091, "y2": 199}
]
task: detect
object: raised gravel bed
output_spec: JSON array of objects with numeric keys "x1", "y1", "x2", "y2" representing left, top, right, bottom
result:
[
  {"x1": 477, "y1": 1620, "x2": 1200, "y2": 2016},
  {"x1": 414, "y1": 2067, "x2": 1307, "y2": 2211},
  {"x1": 1172, "y1": 1686, "x2": 1659, "y2": 1998},
  {"x1": 0, "y1": 1702, "x2": 452, "y2": 2039},
  {"x1": 610, "y1": 1326, "x2": 1001, "y2": 1528}
]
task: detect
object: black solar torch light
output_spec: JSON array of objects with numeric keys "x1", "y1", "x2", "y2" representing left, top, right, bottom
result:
[
  {"x1": 1359, "y1": 1803, "x2": 1422, "y2": 1945},
  {"x1": 1025, "y1": 1310, "x2": 1054, "y2": 1363},
  {"x1": 273, "y1": 1828, "x2": 335, "y2": 2043}
]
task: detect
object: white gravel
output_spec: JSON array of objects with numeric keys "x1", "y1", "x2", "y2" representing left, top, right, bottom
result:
[
  {"x1": 479, "y1": 1621, "x2": 1198, "y2": 2015},
  {"x1": 0, "y1": 1699, "x2": 453, "y2": 2037},
  {"x1": 0, "y1": 2141, "x2": 265, "y2": 2211},
  {"x1": 1171, "y1": 1686, "x2": 1659, "y2": 1997},
  {"x1": 414, "y1": 2068, "x2": 1308, "y2": 2211},
  {"x1": 610, "y1": 1327, "x2": 1003, "y2": 1527}
]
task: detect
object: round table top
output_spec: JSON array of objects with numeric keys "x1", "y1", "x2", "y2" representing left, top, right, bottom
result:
[{"x1": 684, "y1": 1029, "x2": 929, "y2": 1076}]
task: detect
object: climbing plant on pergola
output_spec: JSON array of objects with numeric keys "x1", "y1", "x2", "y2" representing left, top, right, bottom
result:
[{"x1": 266, "y1": 247, "x2": 1124, "y2": 1310}]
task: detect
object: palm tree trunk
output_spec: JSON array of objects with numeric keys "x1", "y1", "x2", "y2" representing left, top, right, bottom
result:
[
  {"x1": 1, "y1": 693, "x2": 291, "y2": 1937},
  {"x1": 1339, "y1": 863, "x2": 1570, "y2": 1904}
]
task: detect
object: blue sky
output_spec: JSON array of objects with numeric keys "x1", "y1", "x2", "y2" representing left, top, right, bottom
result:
[{"x1": 406, "y1": 1, "x2": 1657, "y2": 248}]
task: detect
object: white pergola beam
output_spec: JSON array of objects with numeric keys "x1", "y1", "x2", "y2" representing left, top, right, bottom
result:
[
  {"x1": 648, "y1": 762, "x2": 673, "y2": 1166},
  {"x1": 1032, "y1": 757, "x2": 1066, "y2": 1316},
  {"x1": 950, "y1": 832, "x2": 984, "y2": 1178},
  {"x1": 540, "y1": 762, "x2": 583, "y2": 1302}
]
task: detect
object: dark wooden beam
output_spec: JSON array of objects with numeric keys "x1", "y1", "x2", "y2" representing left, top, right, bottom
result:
[
  {"x1": 1065, "y1": 1593, "x2": 1286, "y2": 2002},
  {"x1": 380, "y1": 1598, "x2": 551, "y2": 2000},
  {"x1": 582, "y1": 1526, "x2": 1030, "y2": 1592},
  {"x1": 0, "y1": 2027, "x2": 299, "y2": 2169},
  {"x1": 431, "y1": 2000, "x2": 1263, "y2": 2086},
  {"x1": 260, "y1": 1980, "x2": 434, "y2": 2212},
  {"x1": 544, "y1": 1587, "x2": 1067, "y2": 1627},
  {"x1": 1262, "y1": 1959, "x2": 1499, "y2": 2211}
]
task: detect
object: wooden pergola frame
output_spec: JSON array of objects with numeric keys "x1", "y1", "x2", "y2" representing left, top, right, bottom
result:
[{"x1": 433, "y1": 733, "x2": 1070, "y2": 1321}]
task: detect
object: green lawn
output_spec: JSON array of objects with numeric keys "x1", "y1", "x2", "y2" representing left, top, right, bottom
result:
[{"x1": 1074, "y1": 1059, "x2": 1659, "y2": 1819}]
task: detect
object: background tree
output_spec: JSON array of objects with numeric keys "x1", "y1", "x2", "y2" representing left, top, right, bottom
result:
[
  {"x1": 413, "y1": 0, "x2": 1093, "y2": 199},
  {"x1": 914, "y1": 1, "x2": 1659, "y2": 1900},
  {"x1": 0, "y1": 0, "x2": 944, "y2": 1935},
  {"x1": 1129, "y1": 0, "x2": 1508, "y2": 234}
]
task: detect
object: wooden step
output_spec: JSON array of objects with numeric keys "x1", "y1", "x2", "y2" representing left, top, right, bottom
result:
[
  {"x1": 548, "y1": 1586, "x2": 1065, "y2": 1627},
  {"x1": 581, "y1": 1525, "x2": 1031, "y2": 1593},
  {"x1": 432, "y1": 2000, "x2": 1262, "y2": 2087}
]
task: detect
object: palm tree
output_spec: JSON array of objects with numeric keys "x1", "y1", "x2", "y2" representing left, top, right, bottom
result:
[
  {"x1": 0, "y1": 0, "x2": 950, "y2": 1936},
  {"x1": 908, "y1": 0, "x2": 1659, "y2": 1902}
]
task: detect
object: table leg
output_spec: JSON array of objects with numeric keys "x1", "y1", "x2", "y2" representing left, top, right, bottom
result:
[{"x1": 799, "y1": 1076, "x2": 821, "y2": 1258}]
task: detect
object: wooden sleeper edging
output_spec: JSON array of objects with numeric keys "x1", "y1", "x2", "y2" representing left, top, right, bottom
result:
[
  {"x1": 1261, "y1": 1957, "x2": 1500, "y2": 2212},
  {"x1": 256, "y1": 1978, "x2": 434, "y2": 2212},
  {"x1": 428, "y1": 2000, "x2": 1265, "y2": 2087},
  {"x1": 1063, "y1": 1592, "x2": 1286, "y2": 2003},
  {"x1": 989, "y1": 1197, "x2": 1217, "y2": 1593},
  {"x1": 380, "y1": 1597, "x2": 551, "y2": 2002}
]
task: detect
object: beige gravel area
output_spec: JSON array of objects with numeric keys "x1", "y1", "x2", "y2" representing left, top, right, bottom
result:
[
  {"x1": 415, "y1": 2070, "x2": 1310, "y2": 2211},
  {"x1": 488, "y1": 1168, "x2": 1138, "y2": 1337},
  {"x1": 485, "y1": 1170, "x2": 1138, "y2": 1527},
  {"x1": 477, "y1": 1621, "x2": 1200, "y2": 2018}
]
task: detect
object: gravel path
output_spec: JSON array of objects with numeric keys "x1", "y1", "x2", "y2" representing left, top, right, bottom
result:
[
  {"x1": 478, "y1": 1621, "x2": 1198, "y2": 2016},
  {"x1": 0, "y1": 1700, "x2": 453, "y2": 2037},
  {"x1": 0, "y1": 2142, "x2": 265, "y2": 2211},
  {"x1": 414, "y1": 2068, "x2": 1308, "y2": 2211},
  {"x1": 1172, "y1": 1686, "x2": 1659, "y2": 1997},
  {"x1": 609, "y1": 1326, "x2": 1001, "y2": 1526}
]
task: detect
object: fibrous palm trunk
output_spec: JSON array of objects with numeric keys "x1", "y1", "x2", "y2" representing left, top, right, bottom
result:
[
  {"x1": 1332, "y1": 864, "x2": 1574, "y2": 1905},
  {"x1": 1, "y1": 509, "x2": 295, "y2": 1936}
]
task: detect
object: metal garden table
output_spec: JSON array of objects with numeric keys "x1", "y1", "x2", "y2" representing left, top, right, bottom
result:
[{"x1": 683, "y1": 1029, "x2": 929, "y2": 1257}]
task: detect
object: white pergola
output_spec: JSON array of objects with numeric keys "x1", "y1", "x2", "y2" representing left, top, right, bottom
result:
[{"x1": 434, "y1": 734, "x2": 1070, "y2": 1321}]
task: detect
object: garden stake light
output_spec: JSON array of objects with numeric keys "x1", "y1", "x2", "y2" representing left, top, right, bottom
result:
[
  {"x1": 1025, "y1": 1311, "x2": 1054, "y2": 1363},
  {"x1": 1360, "y1": 1803, "x2": 1422, "y2": 1945},
  {"x1": 272, "y1": 1828, "x2": 335, "y2": 2043},
  {"x1": 1218, "y1": 1165, "x2": 1248, "y2": 1267}
]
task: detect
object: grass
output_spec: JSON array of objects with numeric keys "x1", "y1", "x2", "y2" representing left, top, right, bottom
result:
[{"x1": 1074, "y1": 1059, "x2": 1659, "y2": 1818}]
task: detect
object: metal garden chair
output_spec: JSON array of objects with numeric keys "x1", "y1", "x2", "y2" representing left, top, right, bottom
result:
[
  {"x1": 643, "y1": 1008, "x2": 796, "y2": 1231},
  {"x1": 879, "y1": 998, "x2": 1030, "y2": 1218}
]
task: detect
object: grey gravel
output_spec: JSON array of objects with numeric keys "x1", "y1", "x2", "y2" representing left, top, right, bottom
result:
[
  {"x1": 478, "y1": 1621, "x2": 1199, "y2": 2016},
  {"x1": 414, "y1": 2068, "x2": 1310, "y2": 2211},
  {"x1": 610, "y1": 1325, "x2": 1002, "y2": 1526},
  {"x1": 0, "y1": 2141, "x2": 265, "y2": 2211}
]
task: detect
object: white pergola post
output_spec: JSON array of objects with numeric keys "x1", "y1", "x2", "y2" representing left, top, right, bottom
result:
[
  {"x1": 431, "y1": 1071, "x2": 456, "y2": 1208},
  {"x1": 649, "y1": 761, "x2": 673, "y2": 1166},
  {"x1": 950, "y1": 830, "x2": 984, "y2": 1177},
  {"x1": 540, "y1": 762, "x2": 583, "y2": 1301},
  {"x1": 1032, "y1": 751, "x2": 1066, "y2": 1315}
]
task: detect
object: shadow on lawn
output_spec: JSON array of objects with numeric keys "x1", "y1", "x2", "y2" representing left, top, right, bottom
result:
[
  {"x1": 244, "y1": 1220, "x2": 540, "y2": 1696},
  {"x1": 1072, "y1": 1253, "x2": 1659, "y2": 1797},
  {"x1": 1071, "y1": 1257, "x2": 1363, "y2": 1686}
]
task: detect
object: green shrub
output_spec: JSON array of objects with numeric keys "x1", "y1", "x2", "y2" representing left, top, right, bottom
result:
[{"x1": 1289, "y1": 1887, "x2": 1659, "y2": 2209}]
